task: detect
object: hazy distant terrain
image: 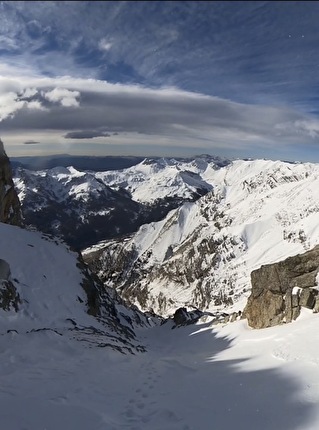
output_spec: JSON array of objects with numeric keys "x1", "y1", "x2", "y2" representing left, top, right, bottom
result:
[{"x1": 11, "y1": 155, "x2": 144, "y2": 172}]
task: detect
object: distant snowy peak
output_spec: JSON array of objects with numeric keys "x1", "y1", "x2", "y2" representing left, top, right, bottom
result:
[
  {"x1": 13, "y1": 155, "x2": 223, "y2": 249},
  {"x1": 84, "y1": 158, "x2": 319, "y2": 316},
  {"x1": 95, "y1": 155, "x2": 217, "y2": 204},
  {"x1": 15, "y1": 165, "x2": 114, "y2": 202}
]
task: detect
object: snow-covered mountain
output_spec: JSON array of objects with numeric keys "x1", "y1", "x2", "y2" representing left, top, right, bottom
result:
[
  {"x1": 14, "y1": 155, "x2": 221, "y2": 250},
  {"x1": 0, "y1": 142, "x2": 157, "y2": 354},
  {"x1": 84, "y1": 158, "x2": 319, "y2": 316},
  {"x1": 0, "y1": 222, "x2": 155, "y2": 352},
  {"x1": 3, "y1": 145, "x2": 319, "y2": 429}
]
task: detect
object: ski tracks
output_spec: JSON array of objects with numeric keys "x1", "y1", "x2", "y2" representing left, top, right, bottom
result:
[{"x1": 120, "y1": 360, "x2": 192, "y2": 430}]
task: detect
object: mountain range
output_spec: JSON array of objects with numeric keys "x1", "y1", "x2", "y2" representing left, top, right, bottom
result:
[
  {"x1": 82, "y1": 158, "x2": 319, "y2": 316},
  {"x1": 13, "y1": 155, "x2": 224, "y2": 249},
  {"x1": 2, "y1": 143, "x2": 319, "y2": 429},
  {"x1": 0, "y1": 141, "x2": 157, "y2": 355}
]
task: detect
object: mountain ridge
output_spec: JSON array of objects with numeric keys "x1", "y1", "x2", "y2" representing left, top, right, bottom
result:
[
  {"x1": 14, "y1": 155, "x2": 223, "y2": 249},
  {"x1": 0, "y1": 140, "x2": 158, "y2": 353},
  {"x1": 83, "y1": 157, "x2": 319, "y2": 316}
]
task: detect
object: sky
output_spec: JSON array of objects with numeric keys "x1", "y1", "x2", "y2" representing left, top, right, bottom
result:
[{"x1": 1, "y1": 1, "x2": 319, "y2": 161}]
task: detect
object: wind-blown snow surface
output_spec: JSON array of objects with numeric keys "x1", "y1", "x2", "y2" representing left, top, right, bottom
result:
[
  {"x1": 1, "y1": 309, "x2": 319, "y2": 429},
  {"x1": 84, "y1": 158, "x2": 319, "y2": 315}
]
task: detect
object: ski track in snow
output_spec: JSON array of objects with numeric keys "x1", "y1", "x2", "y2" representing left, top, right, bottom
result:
[
  {"x1": 6, "y1": 157, "x2": 319, "y2": 428},
  {"x1": 0, "y1": 313, "x2": 319, "y2": 429}
]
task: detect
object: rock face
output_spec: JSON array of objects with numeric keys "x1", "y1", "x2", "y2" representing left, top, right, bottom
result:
[
  {"x1": 0, "y1": 140, "x2": 21, "y2": 226},
  {"x1": 244, "y1": 245, "x2": 319, "y2": 328},
  {"x1": 173, "y1": 307, "x2": 204, "y2": 327},
  {"x1": 0, "y1": 258, "x2": 20, "y2": 312},
  {"x1": 0, "y1": 141, "x2": 23, "y2": 313}
]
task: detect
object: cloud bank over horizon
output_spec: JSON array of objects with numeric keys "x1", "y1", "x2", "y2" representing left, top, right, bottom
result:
[{"x1": 1, "y1": 1, "x2": 319, "y2": 162}]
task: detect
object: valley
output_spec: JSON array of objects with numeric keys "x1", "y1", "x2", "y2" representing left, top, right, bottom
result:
[{"x1": 1, "y1": 142, "x2": 319, "y2": 429}]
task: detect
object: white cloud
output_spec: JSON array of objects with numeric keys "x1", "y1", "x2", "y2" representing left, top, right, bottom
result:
[
  {"x1": 0, "y1": 92, "x2": 24, "y2": 121},
  {"x1": 22, "y1": 87, "x2": 38, "y2": 98},
  {"x1": 0, "y1": 90, "x2": 46, "y2": 121},
  {"x1": 0, "y1": 70, "x2": 317, "y2": 159},
  {"x1": 98, "y1": 38, "x2": 112, "y2": 51},
  {"x1": 43, "y1": 87, "x2": 80, "y2": 107},
  {"x1": 27, "y1": 100, "x2": 46, "y2": 111}
]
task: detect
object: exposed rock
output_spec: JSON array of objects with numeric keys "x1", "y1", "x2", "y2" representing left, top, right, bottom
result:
[
  {"x1": 0, "y1": 259, "x2": 11, "y2": 281},
  {"x1": 299, "y1": 288, "x2": 317, "y2": 309},
  {"x1": 0, "y1": 259, "x2": 20, "y2": 311},
  {"x1": 173, "y1": 307, "x2": 204, "y2": 327},
  {"x1": 84, "y1": 191, "x2": 240, "y2": 315},
  {"x1": 313, "y1": 296, "x2": 319, "y2": 313},
  {"x1": 76, "y1": 254, "x2": 156, "y2": 345},
  {"x1": 0, "y1": 280, "x2": 20, "y2": 312},
  {"x1": 0, "y1": 140, "x2": 21, "y2": 226},
  {"x1": 245, "y1": 245, "x2": 319, "y2": 328},
  {"x1": 229, "y1": 311, "x2": 240, "y2": 323}
]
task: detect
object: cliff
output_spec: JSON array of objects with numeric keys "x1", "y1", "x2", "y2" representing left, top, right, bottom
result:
[
  {"x1": 244, "y1": 245, "x2": 319, "y2": 328},
  {"x1": 0, "y1": 139, "x2": 21, "y2": 225}
]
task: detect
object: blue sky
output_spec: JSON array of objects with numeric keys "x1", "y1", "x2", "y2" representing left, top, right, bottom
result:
[{"x1": 1, "y1": 1, "x2": 319, "y2": 161}]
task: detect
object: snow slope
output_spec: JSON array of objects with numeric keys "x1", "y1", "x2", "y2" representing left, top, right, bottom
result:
[
  {"x1": 2, "y1": 153, "x2": 319, "y2": 429},
  {"x1": 0, "y1": 222, "x2": 151, "y2": 352},
  {"x1": 84, "y1": 158, "x2": 319, "y2": 315},
  {"x1": 1, "y1": 309, "x2": 319, "y2": 429}
]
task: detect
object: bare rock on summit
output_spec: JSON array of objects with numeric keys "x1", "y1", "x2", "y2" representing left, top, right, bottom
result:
[
  {"x1": 0, "y1": 139, "x2": 22, "y2": 226},
  {"x1": 244, "y1": 245, "x2": 319, "y2": 328}
]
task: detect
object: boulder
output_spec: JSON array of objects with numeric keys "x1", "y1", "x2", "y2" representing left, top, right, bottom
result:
[
  {"x1": 173, "y1": 307, "x2": 189, "y2": 326},
  {"x1": 244, "y1": 245, "x2": 319, "y2": 328},
  {"x1": 173, "y1": 307, "x2": 203, "y2": 327}
]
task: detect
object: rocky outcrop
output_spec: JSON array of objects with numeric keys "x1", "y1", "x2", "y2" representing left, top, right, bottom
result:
[
  {"x1": 0, "y1": 259, "x2": 20, "y2": 311},
  {"x1": 244, "y1": 245, "x2": 319, "y2": 328},
  {"x1": 0, "y1": 140, "x2": 21, "y2": 226},
  {"x1": 0, "y1": 141, "x2": 22, "y2": 311},
  {"x1": 173, "y1": 307, "x2": 204, "y2": 327}
]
